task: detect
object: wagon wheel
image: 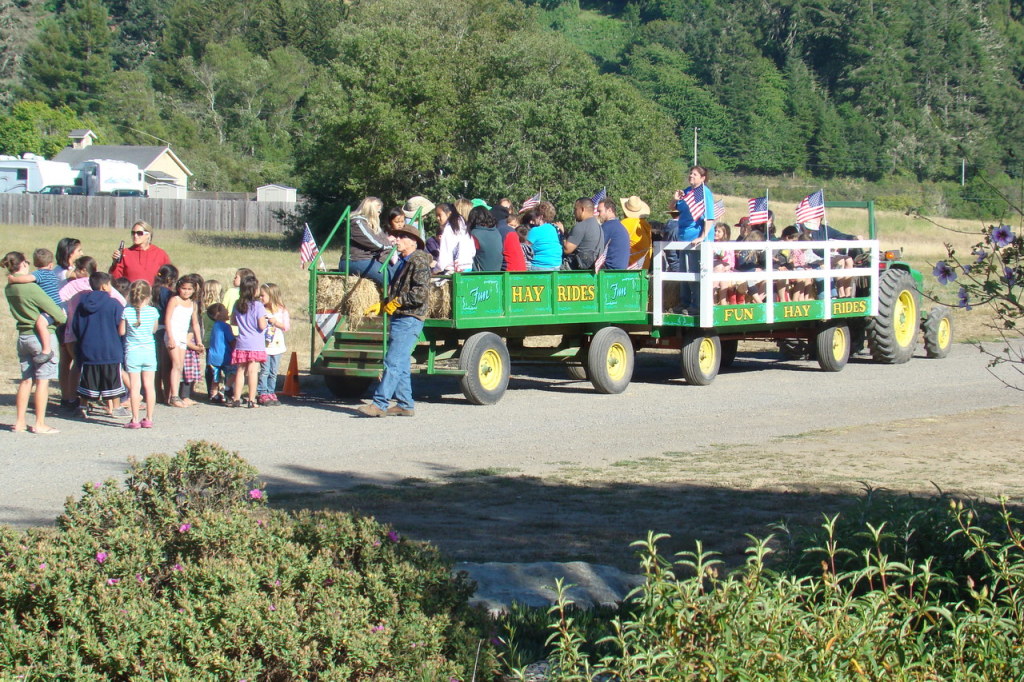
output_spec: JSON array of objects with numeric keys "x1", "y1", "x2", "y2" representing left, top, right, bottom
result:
[
  {"x1": 459, "y1": 332, "x2": 510, "y2": 405},
  {"x1": 587, "y1": 327, "x2": 634, "y2": 394},
  {"x1": 720, "y1": 339, "x2": 738, "y2": 369},
  {"x1": 681, "y1": 331, "x2": 721, "y2": 386},
  {"x1": 815, "y1": 323, "x2": 850, "y2": 372},
  {"x1": 324, "y1": 375, "x2": 373, "y2": 400},
  {"x1": 866, "y1": 268, "x2": 919, "y2": 364},
  {"x1": 922, "y1": 306, "x2": 953, "y2": 359}
]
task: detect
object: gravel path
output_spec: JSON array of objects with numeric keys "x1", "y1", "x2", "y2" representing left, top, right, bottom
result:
[{"x1": 2, "y1": 342, "x2": 1020, "y2": 528}]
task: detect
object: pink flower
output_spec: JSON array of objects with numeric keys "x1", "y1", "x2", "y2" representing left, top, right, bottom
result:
[
  {"x1": 172, "y1": 564, "x2": 183, "y2": 572},
  {"x1": 178, "y1": 523, "x2": 191, "y2": 533},
  {"x1": 106, "y1": 578, "x2": 120, "y2": 586},
  {"x1": 256, "y1": 519, "x2": 266, "y2": 527},
  {"x1": 96, "y1": 551, "x2": 108, "y2": 564},
  {"x1": 249, "y1": 489, "x2": 263, "y2": 500},
  {"x1": 136, "y1": 574, "x2": 145, "y2": 583},
  {"x1": 269, "y1": 604, "x2": 276, "y2": 611},
  {"x1": 372, "y1": 540, "x2": 381, "y2": 547},
  {"x1": 372, "y1": 624, "x2": 385, "y2": 633},
  {"x1": 38, "y1": 563, "x2": 47, "y2": 570}
]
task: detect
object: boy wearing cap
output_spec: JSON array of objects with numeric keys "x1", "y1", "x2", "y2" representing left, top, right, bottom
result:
[{"x1": 358, "y1": 223, "x2": 431, "y2": 417}]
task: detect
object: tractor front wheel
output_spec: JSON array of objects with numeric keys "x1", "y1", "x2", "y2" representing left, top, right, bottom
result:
[{"x1": 923, "y1": 306, "x2": 953, "y2": 359}]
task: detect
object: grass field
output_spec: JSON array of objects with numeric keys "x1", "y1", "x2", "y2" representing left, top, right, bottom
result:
[{"x1": 0, "y1": 202, "x2": 1001, "y2": 387}]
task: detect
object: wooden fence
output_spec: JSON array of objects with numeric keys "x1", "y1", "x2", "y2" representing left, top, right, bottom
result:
[{"x1": 0, "y1": 194, "x2": 301, "y2": 233}]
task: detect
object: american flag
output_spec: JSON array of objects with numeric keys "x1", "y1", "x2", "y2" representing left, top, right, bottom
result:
[
  {"x1": 300, "y1": 224, "x2": 320, "y2": 268},
  {"x1": 594, "y1": 240, "x2": 610, "y2": 271},
  {"x1": 747, "y1": 196, "x2": 769, "y2": 224},
  {"x1": 592, "y1": 187, "x2": 606, "y2": 208},
  {"x1": 682, "y1": 185, "x2": 705, "y2": 222},
  {"x1": 714, "y1": 200, "x2": 726, "y2": 221},
  {"x1": 795, "y1": 190, "x2": 825, "y2": 229},
  {"x1": 520, "y1": 191, "x2": 542, "y2": 212},
  {"x1": 627, "y1": 256, "x2": 646, "y2": 270}
]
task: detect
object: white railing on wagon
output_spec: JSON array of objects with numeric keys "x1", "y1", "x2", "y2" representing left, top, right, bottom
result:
[{"x1": 651, "y1": 239, "x2": 880, "y2": 327}]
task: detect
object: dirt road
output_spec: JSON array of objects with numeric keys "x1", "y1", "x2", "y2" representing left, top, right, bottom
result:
[{"x1": 2, "y1": 342, "x2": 1021, "y2": 567}]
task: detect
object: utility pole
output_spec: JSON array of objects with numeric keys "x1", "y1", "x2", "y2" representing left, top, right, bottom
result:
[
  {"x1": 961, "y1": 159, "x2": 965, "y2": 186},
  {"x1": 693, "y1": 127, "x2": 700, "y2": 166}
]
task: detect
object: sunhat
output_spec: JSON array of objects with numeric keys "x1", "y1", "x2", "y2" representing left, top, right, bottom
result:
[
  {"x1": 402, "y1": 195, "x2": 435, "y2": 220},
  {"x1": 620, "y1": 196, "x2": 651, "y2": 218}
]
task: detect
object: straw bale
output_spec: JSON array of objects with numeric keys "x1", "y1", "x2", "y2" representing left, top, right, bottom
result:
[
  {"x1": 316, "y1": 275, "x2": 382, "y2": 327},
  {"x1": 428, "y1": 278, "x2": 452, "y2": 319}
]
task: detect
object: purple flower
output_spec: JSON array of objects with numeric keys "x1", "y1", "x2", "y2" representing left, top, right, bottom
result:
[
  {"x1": 1005, "y1": 266, "x2": 1016, "y2": 287},
  {"x1": 178, "y1": 523, "x2": 191, "y2": 533},
  {"x1": 136, "y1": 573, "x2": 145, "y2": 583},
  {"x1": 957, "y1": 286, "x2": 972, "y2": 311},
  {"x1": 96, "y1": 551, "x2": 108, "y2": 564},
  {"x1": 249, "y1": 489, "x2": 263, "y2": 500},
  {"x1": 106, "y1": 578, "x2": 120, "y2": 586},
  {"x1": 387, "y1": 531, "x2": 400, "y2": 543},
  {"x1": 269, "y1": 604, "x2": 276, "y2": 611},
  {"x1": 172, "y1": 564, "x2": 183, "y2": 572},
  {"x1": 961, "y1": 264, "x2": 972, "y2": 275},
  {"x1": 372, "y1": 540, "x2": 381, "y2": 547},
  {"x1": 992, "y1": 224, "x2": 1015, "y2": 248},
  {"x1": 932, "y1": 261, "x2": 957, "y2": 285},
  {"x1": 372, "y1": 624, "x2": 385, "y2": 633},
  {"x1": 973, "y1": 248, "x2": 988, "y2": 264}
]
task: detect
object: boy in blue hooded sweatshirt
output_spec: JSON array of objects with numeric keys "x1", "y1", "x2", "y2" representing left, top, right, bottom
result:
[{"x1": 72, "y1": 271, "x2": 126, "y2": 418}]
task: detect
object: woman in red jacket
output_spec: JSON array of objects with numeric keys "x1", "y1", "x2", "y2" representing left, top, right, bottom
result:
[{"x1": 110, "y1": 221, "x2": 171, "y2": 284}]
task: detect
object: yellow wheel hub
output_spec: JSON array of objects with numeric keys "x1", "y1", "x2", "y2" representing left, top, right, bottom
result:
[
  {"x1": 831, "y1": 327, "x2": 847, "y2": 361},
  {"x1": 478, "y1": 349, "x2": 503, "y2": 391},
  {"x1": 606, "y1": 343, "x2": 627, "y2": 381},
  {"x1": 937, "y1": 317, "x2": 951, "y2": 349},
  {"x1": 698, "y1": 337, "x2": 717, "y2": 374},
  {"x1": 894, "y1": 290, "x2": 917, "y2": 347}
]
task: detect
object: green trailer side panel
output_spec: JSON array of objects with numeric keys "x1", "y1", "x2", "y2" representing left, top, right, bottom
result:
[
  {"x1": 774, "y1": 300, "x2": 824, "y2": 322},
  {"x1": 830, "y1": 297, "x2": 871, "y2": 318},
  {"x1": 714, "y1": 304, "x2": 767, "y2": 326},
  {"x1": 449, "y1": 270, "x2": 649, "y2": 328}
]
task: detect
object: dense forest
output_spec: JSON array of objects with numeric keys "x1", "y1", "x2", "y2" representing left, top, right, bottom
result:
[{"x1": 1, "y1": 0, "x2": 1022, "y2": 216}]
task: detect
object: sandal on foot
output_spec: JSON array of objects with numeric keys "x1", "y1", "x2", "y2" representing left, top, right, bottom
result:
[
  {"x1": 30, "y1": 425, "x2": 60, "y2": 434},
  {"x1": 168, "y1": 397, "x2": 186, "y2": 408}
]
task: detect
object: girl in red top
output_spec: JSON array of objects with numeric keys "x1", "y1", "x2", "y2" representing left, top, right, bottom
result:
[{"x1": 110, "y1": 221, "x2": 171, "y2": 284}]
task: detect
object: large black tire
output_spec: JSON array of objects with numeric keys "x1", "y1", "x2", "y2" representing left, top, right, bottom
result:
[
  {"x1": 459, "y1": 332, "x2": 510, "y2": 405},
  {"x1": 324, "y1": 375, "x2": 373, "y2": 400},
  {"x1": 923, "y1": 306, "x2": 953, "y2": 359},
  {"x1": 681, "y1": 331, "x2": 721, "y2": 386},
  {"x1": 866, "y1": 268, "x2": 919, "y2": 364},
  {"x1": 587, "y1": 327, "x2": 634, "y2": 394},
  {"x1": 720, "y1": 339, "x2": 738, "y2": 368},
  {"x1": 777, "y1": 338, "x2": 812, "y2": 361},
  {"x1": 566, "y1": 364, "x2": 589, "y2": 381},
  {"x1": 816, "y1": 323, "x2": 850, "y2": 372}
]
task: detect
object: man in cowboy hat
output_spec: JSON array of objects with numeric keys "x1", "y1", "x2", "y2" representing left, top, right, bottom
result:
[
  {"x1": 358, "y1": 223, "x2": 432, "y2": 417},
  {"x1": 620, "y1": 195, "x2": 653, "y2": 268}
]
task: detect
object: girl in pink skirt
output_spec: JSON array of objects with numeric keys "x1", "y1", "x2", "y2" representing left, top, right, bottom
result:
[{"x1": 228, "y1": 275, "x2": 267, "y2": 408}]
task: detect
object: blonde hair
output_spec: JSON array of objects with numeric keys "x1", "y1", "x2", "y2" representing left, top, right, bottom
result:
[
  {"x1": 353, "y1": 196, "x2": 383, "y2": 232},
  {"x1": 128, "y1": 279, "x2": 152, "y2": 327},
  {"x1": 260, "y1": 282, "x2": 285, "y2": 313},
  {"x1": 133, "y1": 220, "x2": 153, "y2": 235},
  {"x1": 203, "y1": 279, "x2": 223, "y2": 308},
  {"x1": 454, "y1": 198, "x2": 473, "y2": 221}
]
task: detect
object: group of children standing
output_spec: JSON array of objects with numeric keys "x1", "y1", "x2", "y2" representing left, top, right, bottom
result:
[{"x1": 5, "y1": 239, "x2": 292, "y2": 431}]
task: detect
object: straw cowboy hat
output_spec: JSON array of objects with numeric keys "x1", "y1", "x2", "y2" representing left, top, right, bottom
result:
[
  {"x1": 388, "y1": 223, "x2": 425, "y2": 249},
  {"x1": 620, "y1": 195, "x2": 651, "y2": 218},
  {"x1": 402, "y1": 195, "x2": 435, "y2": 220}
]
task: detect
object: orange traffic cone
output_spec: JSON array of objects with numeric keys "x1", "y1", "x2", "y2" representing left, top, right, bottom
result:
[{"x1": 280, "y1": 352, "x2": 301, "y2": 397}]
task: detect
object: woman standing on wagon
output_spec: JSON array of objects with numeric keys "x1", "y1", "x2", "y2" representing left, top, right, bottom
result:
[{"x1": 673, "y1": 166, "x2": 716, "y2": 314}]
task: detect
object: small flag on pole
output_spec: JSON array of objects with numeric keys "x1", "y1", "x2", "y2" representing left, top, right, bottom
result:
[
  {"x1": 795, "y1": 190, "x2": 825, "y2": 230},
  {"x1": 300, "y1": 224, "x2": 320, "y2": 269},
  {"x1": 682, "y1": 185, "x2": 705, "y2": 222},
  {"x1": 592, "y1": 187, "x2": 607, "y2": 208},
  {"x1": 747, "y1": 196, "x2": 769, "y2": 224},
  {"x1": 714, "y1": 200, "x2": 726, "y2": 221},
  {"x1": 626, "y1": 256, "x2": 646, "y2": 270},
  {"x1": 594, "y1": 240, "x2": 610, "y2": 272},
  {"x1": 520, "y1": 191, "x2": 542, "y2": 212}
]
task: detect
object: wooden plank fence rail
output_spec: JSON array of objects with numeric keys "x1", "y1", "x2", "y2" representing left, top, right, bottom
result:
[{"x1": 0, "y1": 194, "x2": 300, "y2": 233}]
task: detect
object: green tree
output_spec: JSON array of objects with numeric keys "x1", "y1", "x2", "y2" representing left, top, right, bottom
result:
[
  {"x1": 19, "y1": 0, "x2": 115, "y2": 115},
  {"x1": 0, "y1": 100, "x2": 85, "y2": 157}
]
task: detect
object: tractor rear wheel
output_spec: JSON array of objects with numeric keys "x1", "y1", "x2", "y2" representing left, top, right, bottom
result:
[
  {"x1": 923, "y1": 306, "x2": 953, "y2": 359},
  {"x1": 866, "y1": 268, "x2": 919, "y2": 364}
]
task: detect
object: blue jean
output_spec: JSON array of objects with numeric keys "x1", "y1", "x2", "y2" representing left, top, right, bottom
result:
[
  {"x1": 372, "y1": 315, "x2": 424, "y2": 410},
  {"x1": 257, "y1": 353, "x2": 281, "y2": 395},
  {"x1": 345, "y1": 258, "x2": 397, "y2": 287}
]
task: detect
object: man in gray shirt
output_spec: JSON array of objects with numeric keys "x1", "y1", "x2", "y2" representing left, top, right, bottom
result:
[{"x1": 563, "y1": 197, "x2": 603, "y2": 270}]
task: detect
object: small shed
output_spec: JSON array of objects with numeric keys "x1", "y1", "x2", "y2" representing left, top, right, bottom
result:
[
  {"x1": 256, "y1": 184, "x2": 297, "y2": 203},
  {"x1": 148, "y1": 182, "x2": 188, "y2": 199}
]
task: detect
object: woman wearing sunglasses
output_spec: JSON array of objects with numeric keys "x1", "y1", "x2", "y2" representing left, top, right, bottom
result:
[{"x1": 109, "y1": 221, "x2": 172, "y2": 285}]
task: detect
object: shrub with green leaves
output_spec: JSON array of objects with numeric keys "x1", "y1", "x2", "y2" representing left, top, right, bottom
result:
[
  {"x1": 0, "y1": 441, "x2": 486, "y2": 680},
  {"x1": 501, "y1": 492, "x2": 1024, "y2": 681}
]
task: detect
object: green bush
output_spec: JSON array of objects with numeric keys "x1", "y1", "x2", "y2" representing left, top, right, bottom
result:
[
  {"x1": 0, "y1": 441, "x2": 488, "y2": 680},
  {"x1": 500, "y1": 491, "x2": 1024, "y2": 680}
]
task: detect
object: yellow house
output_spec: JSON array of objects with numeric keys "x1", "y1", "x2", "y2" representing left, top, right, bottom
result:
[{"x1": 54, "y1": 129, "x2": 193, "y2": 190}]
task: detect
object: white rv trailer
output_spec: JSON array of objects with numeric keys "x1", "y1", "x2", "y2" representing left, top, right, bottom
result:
[
  {"x1": 0, "y1": 154, "x2": 79, "y2": 193},
  {"x1": 76, "y1": 159, "x2": 146, "y2": 195}
]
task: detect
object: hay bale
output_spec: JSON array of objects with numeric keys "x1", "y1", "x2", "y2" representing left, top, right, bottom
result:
[
  {"x1": 428, "y1": 278, "x2": 452, "y2": 319},
  {"x1": 316, "y1": 275, "x2": 349, "y2": 311},
  {"x1": 316, "y1": 275, "x2": 382, "y2": 328}
]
